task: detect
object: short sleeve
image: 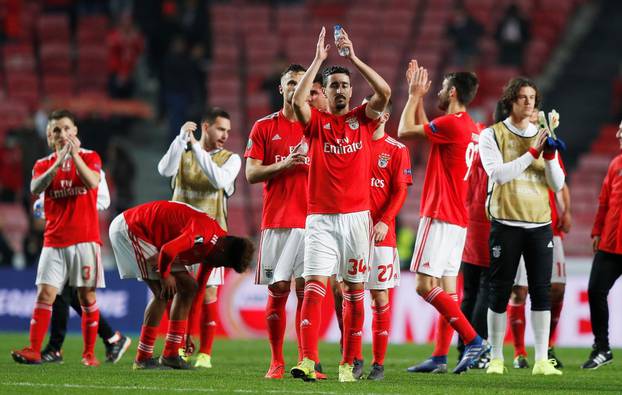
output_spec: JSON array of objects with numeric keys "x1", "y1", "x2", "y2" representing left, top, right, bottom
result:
[
  {"x1": 244, "y1": 121, "x2": 265, "y2": 161},
  {"x1": 423, "y1": 114, "x2": 461, "y2": 144},
  {"x1": 393, "y1": 147, "x2": 413, "y2": 186},
  {"x1": 303, "y1": 107, "x2": 322, "y2": 138},
  {"x1": 83, "y1": 151, "x2": 102, "y2": 172},
  {"x1": 32, "y1": 159, "x2": 48, "y2": 178}
]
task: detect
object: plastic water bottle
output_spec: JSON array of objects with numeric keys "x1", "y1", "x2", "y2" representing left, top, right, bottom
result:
[{"x1": 334, "y1": 25, "x2": 350, "y2": 57}]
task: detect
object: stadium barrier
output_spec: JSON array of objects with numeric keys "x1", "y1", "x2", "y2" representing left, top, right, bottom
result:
[{"x1": 1, "y1": 262, "x2": 620, "y2": 347}]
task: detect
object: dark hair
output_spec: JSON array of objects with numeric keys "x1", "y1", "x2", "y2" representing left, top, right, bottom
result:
[
  {"x1": 48, "y1": 109, "x2": 76, "y2": 125},
  {"x1": 322, "y1": 65, "x2": 351, "y2": 86},
  {"x1": 364, "y1": 94, "x2": 393, "y2": 114},
  {"x1": 280, "y1": 63, "x2": 306, "y2": 78},
  {"x1": 500, "y1": 77, "x2": 541, "y2": 115},
  {"x1": 201, "y1": 106, "x2": 230, "y2": 124},
  {"x1": 444, "y1": 72, "x2": 479, "y2": 106},
  {"x1": 313, "y1": 73, "x2": 324, "y2": 87},
  {"x1": 493, "y1": 100, "x2": 507, "y2": 123},
  {"x1": 223, "y1": 236, "x2": 255, "y2": 274}
]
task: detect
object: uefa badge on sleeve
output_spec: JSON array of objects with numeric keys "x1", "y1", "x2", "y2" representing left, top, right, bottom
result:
[
  {"x1": 378, "y1": 153, "x2": 390, "y2": 168},
  {"x1": 492, "y1": 245, "x2": 501, "y2": 258}
]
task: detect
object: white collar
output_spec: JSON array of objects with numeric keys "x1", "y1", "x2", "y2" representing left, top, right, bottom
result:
[{"x1": 503, "y1": 117, "x2": 537, "y2": 137}]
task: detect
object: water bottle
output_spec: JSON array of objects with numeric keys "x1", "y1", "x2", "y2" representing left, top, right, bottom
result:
[{"x1": 334, "y1": 25, "x2": 350, "y2": 57}]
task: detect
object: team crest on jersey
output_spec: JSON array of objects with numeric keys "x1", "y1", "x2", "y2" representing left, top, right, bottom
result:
[
  {"x1": 264, "y1": 268, "x2": 273, "y2": 279},
  {"x1": 492, "y1": 245, "x2": 501, "y2": 258},
  {"x1": 378, "y1": 153, "x2": 390, "y2": 168},
  {"x1": 61, "y1": 158, "x2": 72, "y2": 172},
  {"x1": 346, "y1": 117, "x2": 359, "y2": 130}
]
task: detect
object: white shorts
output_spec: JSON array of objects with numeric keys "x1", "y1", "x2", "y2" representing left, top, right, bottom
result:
[
  {"x1": 515, "y1": 235, "x2": 566, "y2": 286},
  {"x1": 304, "y1": 211, "x2": 372, "y2": 283},
  {"x1": 36, "y1": 242, "x2": 105, "y2": 291},
  {"x1": 109, "y1": 214, "x2": 186, "y2": 281},
  {"x1": 410, "y1": 217, "x2": 466, "y2": 278},
  {"x1": 255, "y1": 228, "x2": 305, "y2": 285},
  {"x1": 366, "y1": 246, "x2": 400, "y2": 290}
]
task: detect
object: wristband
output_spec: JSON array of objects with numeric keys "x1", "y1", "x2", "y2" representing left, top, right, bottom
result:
[{"x1": 528, "y1": 147, "x2": 539, "y2": 159}]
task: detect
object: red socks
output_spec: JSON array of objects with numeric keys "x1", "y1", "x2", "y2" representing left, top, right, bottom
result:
[
  {"x1": 508, "y1": 303, "x2": 527, "y2": 357},
  {"x1": 432, "y1": 293, "x2": 457, "y2": 357},
  {"x1": 163, "y1": 320, "x2": 187, "y2": 358},
  {"x1": 199, "y1": 300, "x2": 218, "y2": 355},
  {"x1": 300, "y1": 280, "x2": 326, "y2": 363},
  {"x1": 136, "y1": 325, "x2": 158, "y2": 361},
  {"x1": 295, "y1": 288, "x2": 304, "y2": 361},
  {"x1": 266, "y1": 289, "x2": 289, "y2": 365},
  {"x1": 81, "y1": 302, "x2": 100, "y2": 357},
  {"x1": 29, "y1": 302, "x2": 52, "y2": 353},
  {"x1": 423, "y1": 287, "x2": 476, "y2": 344},
  {"x1": 341, "y1": 289, "x2": 364, "y2": 365},
  {"x1": 550, "y1": 300, "x2": 563, "y2": 346},
  {"x1": 372, "y1": 303, "x2": 391, "y2": 365}
]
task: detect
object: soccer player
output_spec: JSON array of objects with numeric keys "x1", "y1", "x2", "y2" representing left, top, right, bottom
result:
[
  {"x1": 455, "y1": 121, "x2": 490, "y2": 369},
  {"x1": 157, "y1": 107, "x2": 241, "y2": 368},
  {"x1": 581, "y1": 120, "x2": 622, "y2": 370},
  {"x1": 398, "y1": 61, "x2": 486, "y2": 374},
  {"x1": 507, "y1": 107, "x2": 571, "y2": 369},
  {"x1": 362, "y1": 96, "x2": 412, "y2": 380},
  {"x1": 245, "y1": 63, "x2": 310, "y2": 379},
  {"x1": 11, "y1": 110, "x2": 105, "y2": 366},
  {"x1": 35, "y1": 171, "x2": 132, "y2": 364},
  {"x1": 108, "y1": 200, "x2": 253, "y2": 369},
  {"x1": 307, "y1": 73, "x2": 329, "y2": 112},
  {"x1": 479, "y1": 77, "x2": 564, "y2": 376},
  {"x1": 289, "y1": 26, "x2": 391, "y2": 382}
]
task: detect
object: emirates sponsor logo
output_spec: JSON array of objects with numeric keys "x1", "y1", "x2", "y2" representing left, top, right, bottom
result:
[
  {"x1": 49, "y1": 186, "x2": 88, "y2": 199},
  {"x1": 323, "y1": 141, "x2": 363, "y2": 154}
]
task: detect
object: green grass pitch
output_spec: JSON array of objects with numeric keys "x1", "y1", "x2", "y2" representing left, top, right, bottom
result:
[{"x1": 1, "y1": 333, "x2": 621, "y2": 394}]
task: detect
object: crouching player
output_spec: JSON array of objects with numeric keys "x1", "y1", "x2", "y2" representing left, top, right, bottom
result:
[{"x1": 108, "y1": 200, "x2": 254, "y2": 369}]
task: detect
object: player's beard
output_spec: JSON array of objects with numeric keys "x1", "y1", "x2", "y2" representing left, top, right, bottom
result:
[
  {"x1": 335, "y1": 95, "x2": 347, "y2": 111},
  {"x1": 438, "y1": 95, "x2": 449, "y2": 112}
]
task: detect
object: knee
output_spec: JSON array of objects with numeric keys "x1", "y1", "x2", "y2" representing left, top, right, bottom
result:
[
  {"x1": 77, "y1": 287, "x2": 96, "y2": 305},
  {"x1": 415, "y1": 275, "x2": 434, "y2": 297},
  {"x1": 550, "y1": 284, "x2": 565, "y2": 303},
  {"x1": 268, "y1": 281, "x2": 291, "y2": 295},
  {"x1": 528, "y1": 284, "x2": 551, "y2": 311},
  {"x1": 342, "y1": 281, "x2": 363, "y2": 293},
  {"x1": 204, "y1": 286, "x2": 218, "y2": 303},
  {"x1": 510, "y1": 286, "x2": 528, "y2": 305},
  {"x1": 37, "y1": 285, "x2": 58, "y2": 305},
  {"x1": 370, "y1": 290, "x2": 389, "y2": 307}
]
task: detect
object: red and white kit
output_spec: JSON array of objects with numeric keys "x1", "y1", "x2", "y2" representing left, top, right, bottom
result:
[
  {"x1": 303, "y1": 105, "x2": 379, "y2": 282},
  {"x1": 33, "y1": 149, "x2": 104, "y2": 290},
  {"x1": 245, "y1": 111, "x2": 309, "y2": 284},
  {"x1": 366, "y1": 135, "x2": 412, "y2": 290},
  {"x1": 109, "y1": 200, "x2": 226, "y2": 280},
  {"x1": 410, "y1": 112, "x2": 480, "y2": 277}
]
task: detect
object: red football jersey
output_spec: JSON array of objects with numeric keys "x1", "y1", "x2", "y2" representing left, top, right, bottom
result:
[
  {"x1": 370, "y1": 135, "x2": 413, "y2": 247},
  {"x1": 420, "y1": 112, "x2": 479, "y2": 228},
  {"x1": 123, "y1": 201, "x2": 227, "y2": 277},
  {"x1": 244, "y1": 111, "x2": 309, "y2": 229},
  {"x1": 33, "y1": 149, "x2": 102, "y2": 247},
  {"x1": 304, "y1": 105, "x2": 379, "y2": 214}
]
